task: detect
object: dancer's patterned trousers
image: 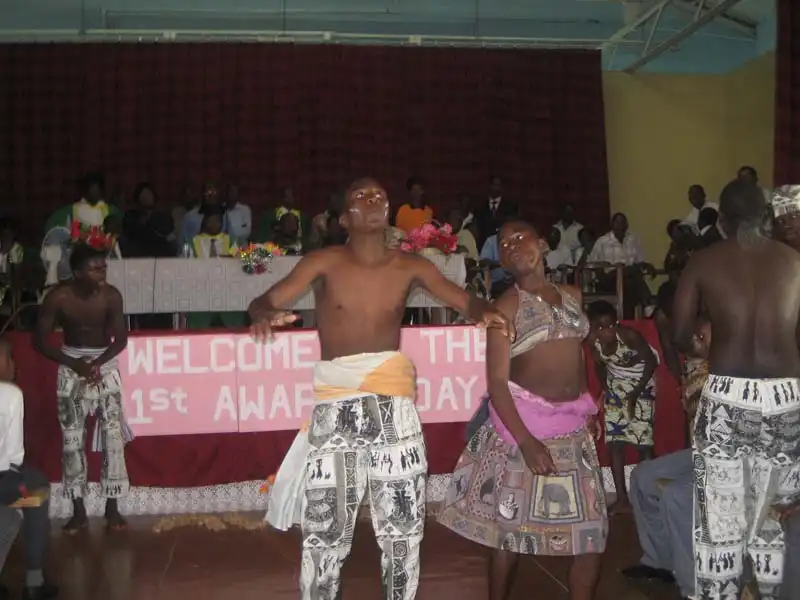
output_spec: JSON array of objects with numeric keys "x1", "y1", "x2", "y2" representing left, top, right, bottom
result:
[
  {"x1": 300, "y1": 394, "x2": 427, "y2": 600},
  {"x1": 693, "y1": 375, "x2": 800, "y2": 600},
  {"x1": 57, "y1": 364, "x2": 130, "y2": 500}
]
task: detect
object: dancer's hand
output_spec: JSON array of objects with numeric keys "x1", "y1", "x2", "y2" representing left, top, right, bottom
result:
[
  {"x1": 249, "y1": 310, "x2": 298, "y2": 343},
  {"x1": 478, "y1": 306, "x2": 516, "y2": 342},
  {"x1": 586, "y1": 415, "x2": 602, "y2": 441},
  {"x1": 68, "y1": 358, "x2": 97, "y2": 382},
  {"x1": 520, "y1": 437, "x2": 556, "y2": 475},
  {"x1": 772, "y1": 501, "x2": 800, "y2": 525}
]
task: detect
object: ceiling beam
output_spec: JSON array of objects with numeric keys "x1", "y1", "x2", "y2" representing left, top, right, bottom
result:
[
  {"x1": 671, "y1": 0, "x2": 757, "y2": 38},
  {"x1": 604, "y1": 0, "x2": 675, "y2": 45},
  {"x1": 623, "y1": 0, "x2": 747, "y2": 73}
]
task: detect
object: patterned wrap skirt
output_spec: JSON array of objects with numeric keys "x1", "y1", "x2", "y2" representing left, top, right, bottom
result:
[{"x1": 437, "y1": 420, "x2": 608, "y2": 556}]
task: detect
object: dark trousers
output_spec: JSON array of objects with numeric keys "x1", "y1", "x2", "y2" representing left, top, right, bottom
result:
[
  {"x1": 783, "y1": 514, "x2": 800, "y2": 599},
  {"x1": 0, "y1": 467, "x2": 50, "y2": 573}
]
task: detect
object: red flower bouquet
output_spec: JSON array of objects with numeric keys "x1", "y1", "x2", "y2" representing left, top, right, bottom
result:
[
  {"x1": 400, "y1": 222, "x2": 458, "y2": 255},
  {"x1": 70, "y1": 220, "x2": 115, "y2": 252}
]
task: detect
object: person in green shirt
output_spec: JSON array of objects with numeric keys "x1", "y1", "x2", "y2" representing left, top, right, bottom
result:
[{"x1": 44, "y1": 172, "x2": 121, "y2": 234}]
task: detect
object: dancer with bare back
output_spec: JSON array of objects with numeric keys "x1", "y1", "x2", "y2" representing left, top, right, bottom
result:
[
  {"x1": 250, "y1": 178, "x2": 513, "y2": 600},
  {"x1": 33, "y1": 243, "x2": 132, "y2": 533},
  {"x1": 673, "y1": 180, "x2": 800, "y2": 599}
]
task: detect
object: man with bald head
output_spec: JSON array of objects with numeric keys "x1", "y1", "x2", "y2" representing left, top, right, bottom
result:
[
  {"x1": 674, "y1": 179, "x2": 800, "y2": 600},
  {"x1": 249, "y1": 178, "x2": 513, "y2": 600}
]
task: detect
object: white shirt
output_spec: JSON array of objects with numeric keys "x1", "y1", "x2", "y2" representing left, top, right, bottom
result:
[
  {"x1": 545, "y1": 246, "x2": 574, "y2": 269},
  {"x1": 225, "y1": 203, "x2": 252, "y2": 246},
  {"x1": 488, "y1": 196, "x2": 502, "y2": 212},
  {"x1": 554, "y1": 221, "x2": 583, "y2": 254},
  {"x1": 683, "y1": 201, "x2": 720, "y2": 229},
  {"x1": 588, "y1": 231, "x2": 645, "y2": 266},
  {"x1": 0, "y1": 382, "x2": 25, "y2": 471}
]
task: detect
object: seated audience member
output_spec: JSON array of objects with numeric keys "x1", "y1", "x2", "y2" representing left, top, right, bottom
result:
[
  {"x1": 682, "y1": 184, "x2": 718, "y2": 232},
  {"x1": 663, "y1": 220, "x2": 694, "y2": 281},
  {"x1": 554, "y1": 202, "x2": 583, "y2": 262},
  {"x1": 322, "y1": 212, "x2": 347, "y2": 247},
  {"x1": 588, "y1": 300, "x2": 659, "y2": 514},
  {"x1": 0, "y1": 218, "x2": 23, "y2": 276},
  {"x1": 737, "y1": 165, "x2": 771, "y2": 204},
  {"x1": 45, "y1": 171, "x2": 121, "y2": 234},
  {"x1": 479, "y1": 225, "x2": 514, "y2": 299},
  {"x1": 693, "y1": 206, "x2": 721, "y2": 248},
  {"x1": 545, "y1": 226, "x2": 573, "y2": 271},
  {"x1": 624, "y1": 449, "x2": 694, "y2": 598},
  {"x1": 187, "y1": 210, "x2": 242, "y2": 330},
  {"x1": 697, "y1": 206, "x2": 718, "y2": 236},
  {"x1": 223, "y1": 184, "x2": 252, "y2": 248},
  {"x1": 103, "y1": 215, "x2": 123, "y2": 259},
  {"x1": 172, "y1": 183, "x2": 197, "y2": 241},
  {"x1": 574, "y1": 227, "x2": 596, "y2": 267},
  {"x1": 395, "y1": 176, "x2": 433, "y2": 233},
  {"x1": 588, "y1": 212, "x2": 655, "y2": 317},
  {"x1": 473, "y1": 175, "x2": 518, "y2": 248},
  {"x1": 455, "y1": 193, "x2": 478, "y2": 240},
  {"x1": 191, "y1": 209, "x2": 230, "y2": 258},
  {"x1": 0, "y1": 339, "x2": 57, "y2": 600},
  {"x1": 258, "y1": 186, "x2": 303, "y2": 243},
  {"x1": 309, "y1": 192, "x2": 344, "y2": 250},
  {"x1": 122, "y1": 183, "x2": 175, "y2": 258},
  {"x1": 622, "y1": 319, "x2": 709, "y2": 599},
  {"x1": 180, "y1": 182, "x2": 225, "y2": 247},
  {"x1": 444, "y1": 206, "x2": 479, "y2": 261},
  {"x1": 272, "y1": 212, "x2": 303, "y2": 255}
]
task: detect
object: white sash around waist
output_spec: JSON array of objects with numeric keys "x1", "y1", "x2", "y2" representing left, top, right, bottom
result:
[{"x1": 265, "y1": 390, "x2": 382, "y2": 531}]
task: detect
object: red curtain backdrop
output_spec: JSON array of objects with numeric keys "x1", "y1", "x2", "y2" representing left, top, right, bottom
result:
[
  {"x1": 0, "y1": 43, "x2": 609, "y2": 238},
  {"x1": 776, "y1": 0, "x2": 800, "y2": 185},
  {"x1": 7, "y1": 321, "x2": 685, "y2": 488}
]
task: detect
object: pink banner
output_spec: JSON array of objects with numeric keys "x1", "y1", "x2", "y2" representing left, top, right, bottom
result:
[{"x1": 120, "y1": 326, "x2": 487, "y2": 437}]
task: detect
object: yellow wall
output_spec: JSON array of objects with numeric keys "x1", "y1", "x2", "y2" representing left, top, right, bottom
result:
[{"x1": 603, "y1": 52, "x2": 776, "y2": 264}]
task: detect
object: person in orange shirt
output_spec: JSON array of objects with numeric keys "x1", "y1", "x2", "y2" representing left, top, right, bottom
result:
[{"x1": 395, "y1": 176, "x2": 433, "y2": 232}]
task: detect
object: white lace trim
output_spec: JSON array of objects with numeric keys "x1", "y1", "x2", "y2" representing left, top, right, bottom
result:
[{"x1": 46, "y1": 466, "x2": 632, "y2": 518}]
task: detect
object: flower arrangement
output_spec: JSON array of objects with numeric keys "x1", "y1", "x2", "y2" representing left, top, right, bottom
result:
[
  {"x1": 400, "y1": 222, "x2": 458, "y2": 254},
  {"x1": 70, "y1": 221, "x2": 115, "y2": 252},
  {"x1": 233, "y1": 242, "x2": 284, "y2": 275}
]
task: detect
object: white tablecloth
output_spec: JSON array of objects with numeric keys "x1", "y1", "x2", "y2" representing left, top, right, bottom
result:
[{"x1": 106, "y1": 254, "x2": 467, "y2": 314}]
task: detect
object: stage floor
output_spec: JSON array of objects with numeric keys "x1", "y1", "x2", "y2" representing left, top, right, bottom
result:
[{"x1": 1, "y1": 514, "x2": 682, "y2": 600}]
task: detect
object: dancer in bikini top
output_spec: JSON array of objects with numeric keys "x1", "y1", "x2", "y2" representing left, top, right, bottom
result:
[{"x1": 438, "y1": 219, "x2": 606, "y2": 600}]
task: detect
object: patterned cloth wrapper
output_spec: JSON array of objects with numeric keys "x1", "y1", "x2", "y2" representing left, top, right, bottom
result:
[
  {"x1": 771, "y1": 185, "x2": 800, "y2": 218},
  {"x1": 265, "y1": 351, "x2": 417, "y2": 531},
  {"x1": 438, "y1": 421, "x2": 608, "y2": 556}
]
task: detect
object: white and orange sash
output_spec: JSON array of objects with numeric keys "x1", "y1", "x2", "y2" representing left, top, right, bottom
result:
[{"x1": 265, "y1": 351, "x2": 416, "y2": 530}]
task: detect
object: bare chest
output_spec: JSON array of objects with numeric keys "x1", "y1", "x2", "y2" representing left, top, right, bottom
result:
[
  {"x1": 58, "y1": 297, "x2": 108, "y2": 330},
  {"x1": 314, "y1": 266, "x2": 414, "y2": 319}
]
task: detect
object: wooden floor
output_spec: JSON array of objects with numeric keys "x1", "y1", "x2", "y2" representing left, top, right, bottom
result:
[{"x1": 2, "y1": 513, "x2": 683, "y2": 599}]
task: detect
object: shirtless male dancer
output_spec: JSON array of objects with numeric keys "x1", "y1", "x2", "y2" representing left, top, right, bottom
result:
[
  {"x1": 33, "y1": 243, "x2": 131, "y2": 533},
  {"x1": 249, "y1": 178, "x2": 512, "y2": 600},
  {"x1": 673, "y1": 179, "x2": 800, "y2": 600}
]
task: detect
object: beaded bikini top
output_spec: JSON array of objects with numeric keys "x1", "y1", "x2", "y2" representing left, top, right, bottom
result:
[{"x1": 510, "y1": 283, "x2": 590, "y2": 359}]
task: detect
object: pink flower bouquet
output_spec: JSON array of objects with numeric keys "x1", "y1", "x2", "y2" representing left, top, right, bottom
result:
[{"x1": 400, "y1": 222, "x2": 458, "y2": 254}]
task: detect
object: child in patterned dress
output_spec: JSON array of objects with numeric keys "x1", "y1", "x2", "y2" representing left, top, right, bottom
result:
[{"x1": 588, "y1": 300, "x2": 659, "y2": 514}]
